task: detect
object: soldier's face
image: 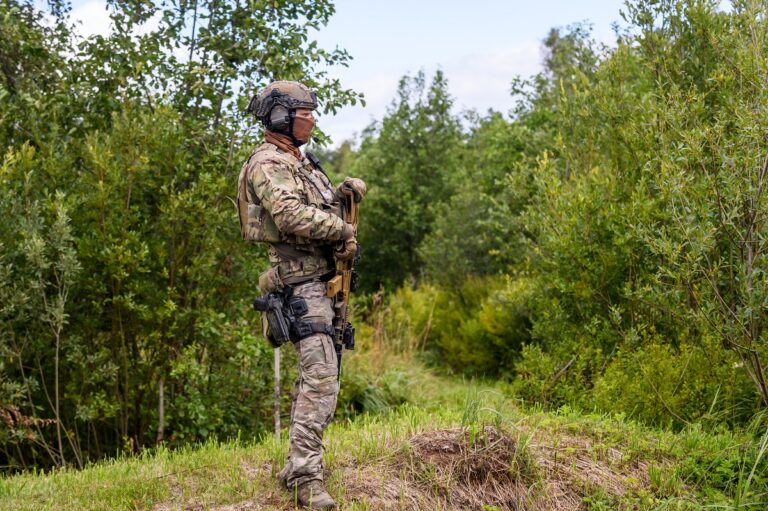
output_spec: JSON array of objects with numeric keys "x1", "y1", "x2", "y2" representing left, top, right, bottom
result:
[{"x1": 292, "y1": 108, "x2": 315, "y2": 145}]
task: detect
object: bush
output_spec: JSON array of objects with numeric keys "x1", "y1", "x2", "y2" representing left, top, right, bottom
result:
[
  {"x1": 510, "y1": 342, "x2": 607, "y2": 409},
  {"x1": 593, "y1": 339, "x2": 757, "y2": 429},
  {"x1": 336, "y1": 368, "x2": 412, "y2": 420},
  {"x1": 376, "y1": 277, "x2": 534, "y2": 377},
  {"x1": 437, "y1": 277, "x2": 534, "y2": 376}
]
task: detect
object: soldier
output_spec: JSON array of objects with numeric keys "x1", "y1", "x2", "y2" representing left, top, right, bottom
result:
[{"x1": 237, "y1": 81, "x2": 365, "y2": 510}]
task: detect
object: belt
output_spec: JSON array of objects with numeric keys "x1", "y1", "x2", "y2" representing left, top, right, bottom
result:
[{"x1": 271, "y1": 242, "x2": 329, "y2": 260}]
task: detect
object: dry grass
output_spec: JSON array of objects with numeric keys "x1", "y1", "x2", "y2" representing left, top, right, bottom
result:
[
  {"x1": 5, "y1": 368, "x2": 743, "y2": 511},
  {"x1": 342, "y1": 426, "x2": 532, "y2": 510},
  {"x1": 144, "y1": 422, "x2": 663, "y2": 510},
  {"x1": 335, "y1": 424, "x2": 666, "y2": 511}
]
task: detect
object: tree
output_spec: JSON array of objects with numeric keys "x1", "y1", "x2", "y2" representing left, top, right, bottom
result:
[
  {"x1": 352, "y1": 70, "x2": 463, "y2": 290},
  {"x1": 0, "y1": 0, "x2": 361, "y2": 471}
]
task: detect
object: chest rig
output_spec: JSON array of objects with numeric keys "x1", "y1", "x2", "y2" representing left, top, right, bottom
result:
[{"x1": 237, "y1": 143, "x2": 339, "y2": 246}]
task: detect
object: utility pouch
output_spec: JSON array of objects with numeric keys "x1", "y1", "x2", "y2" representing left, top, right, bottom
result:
[
  {"x1": 291, "y1": 320, "x2": 335, "y2": 341},
  {"x1": 286, "y1": 295, "x2": 308, "y2": 317},
  {"x1": 292, "y1": 320, "x2": 315, "y2": 339},
  {"x1": 342, "y1": 322, "x2": 355, "y2": 350}
]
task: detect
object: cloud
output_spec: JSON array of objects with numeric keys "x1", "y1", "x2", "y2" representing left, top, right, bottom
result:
[
  {"x1": 318, "y1": 71, "x2": 403, "y2": 144},
  {"x1": 322, "y1": 40, "x2": 543, "y2": 145},
  {"x1": 442, "y1": 40, "x2": 542, "y2": 113},
  {"x1": 71, "y1": 0, "x2": 112, "y2": 38},
  {"x1": 70, "y1": 0, "x2": 165, "y2": 43}
]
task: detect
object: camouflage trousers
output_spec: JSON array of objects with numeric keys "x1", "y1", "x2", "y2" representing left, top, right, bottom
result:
[{"x1": 281, "y1": 280, "x2": 339, "y2": 487}]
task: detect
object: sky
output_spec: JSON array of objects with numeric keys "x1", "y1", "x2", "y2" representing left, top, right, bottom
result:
[
  {"x1": 313, "y1": 0, "x2": 627, "y2": 144},
  {"x1": 67, "y1": 0, "x2": 629, "y2": 145}
]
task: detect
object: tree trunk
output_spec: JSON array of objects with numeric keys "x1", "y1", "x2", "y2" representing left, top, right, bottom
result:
[
  {"x1": 54, "y1": 329, "x2": 64, "y2": 467},
  {"x1": 274, "y1": 348, "x2": 281, "y2": 440},
  {"x1": 156, "y1": 376, "x2": 165, "y2": 444}
]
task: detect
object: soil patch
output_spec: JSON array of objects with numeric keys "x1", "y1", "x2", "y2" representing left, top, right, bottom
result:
[
  {"x1": 344, "y1": 425, "x2": 665, "y2": 511},
  {"x1": 345, "y1": 426, "x2": 536, "y2": 510}
]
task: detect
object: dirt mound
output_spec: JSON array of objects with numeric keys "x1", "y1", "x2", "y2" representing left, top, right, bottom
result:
[
  {"x1": 410, "y1": 427, "x2": 534, "y2": 508},
  {"x1": 344, "y1": 426, "x2": 660, "y2": 511},
  {"x1": 345, "y1": 426, "x2": 536, "y2": 510}
]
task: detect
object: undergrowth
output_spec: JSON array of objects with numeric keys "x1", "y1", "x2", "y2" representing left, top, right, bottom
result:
[{"x1": 1, "y1": 354, "x2": 766, "y2": 510}]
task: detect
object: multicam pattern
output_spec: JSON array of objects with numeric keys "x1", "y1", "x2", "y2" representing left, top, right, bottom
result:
[
  {"x1": 244, "y1": 143, "x2": 342, "y2": 237},
  {"x1": 239, "y1": 143, "x2": 343, "y2": 487},
  {"x1": 238, "y1": 143, "x2": 345, "y2": 282},
  {"x1": 282, "y1": 281, "x2": 338, "y2": 487}
]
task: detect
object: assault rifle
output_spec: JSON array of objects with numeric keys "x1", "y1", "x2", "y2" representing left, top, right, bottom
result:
[{"x1": 326, "y1": 187, "x2": 361, "y2": 377}]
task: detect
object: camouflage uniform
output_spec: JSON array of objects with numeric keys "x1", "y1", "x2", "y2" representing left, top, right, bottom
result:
[{"x1": 238, "y1": 142, "x2": 344, "y2": 488}]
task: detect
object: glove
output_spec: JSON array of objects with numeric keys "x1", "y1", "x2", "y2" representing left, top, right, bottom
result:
[
  {"x1": 335, "y1": 237, "x2": 358, "y2": 261},
  {"x1": 337, "y1": 177, "x2": 367, "y2": 203},
  {"x1": 339, "y1": 222, "x2": 355, "y2": 241}
]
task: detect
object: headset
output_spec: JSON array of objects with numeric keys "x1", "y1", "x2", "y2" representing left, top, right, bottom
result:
[{"x1": 267, "y1": 104, "x2": 295, "y2": 134}]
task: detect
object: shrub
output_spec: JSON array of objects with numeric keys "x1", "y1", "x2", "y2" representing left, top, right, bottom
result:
[
  {"x1": 593, "y1": 339, "x2": 757, "y2": 428},
  {"x1": 376, "y1": 277, "x2": 534, "y2": 377}
]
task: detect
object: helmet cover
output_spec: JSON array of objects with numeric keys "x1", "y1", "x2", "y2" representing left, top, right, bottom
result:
[{"x1": 247, "y1": 81, "x2": 318, "y2": 122}]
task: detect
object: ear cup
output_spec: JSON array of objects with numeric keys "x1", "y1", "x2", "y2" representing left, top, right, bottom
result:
[{"x1": 268, "y1": 105, "x2": 292, "y2": 132}]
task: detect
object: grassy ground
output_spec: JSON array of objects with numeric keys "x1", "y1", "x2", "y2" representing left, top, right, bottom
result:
[{"x1": 1, "y1": 356, "x2": 767, "y2": 510}]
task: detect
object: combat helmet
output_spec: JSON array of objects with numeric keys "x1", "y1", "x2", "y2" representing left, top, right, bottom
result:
[{"x1": 247, "y1": 81, "x2": 318, "y2": 134}]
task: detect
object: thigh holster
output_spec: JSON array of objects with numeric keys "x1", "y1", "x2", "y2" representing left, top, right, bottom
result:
[{"x1": 254, "y1": 286, "x2": 334, "y2": 347}]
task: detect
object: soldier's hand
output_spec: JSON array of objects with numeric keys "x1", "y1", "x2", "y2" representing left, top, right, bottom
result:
[
  {"x1": 340, "y1": 222, "x2": 355, "y2": 241},
  {"x1": 336, "y1": 223, "x2": 356, "y2": 260},
  {"x1": 337, "y1": 177, "x2": 367, "y2": 203},
  {"x1": 335, "y1": 237, "x2": 358, "y2": 261}
]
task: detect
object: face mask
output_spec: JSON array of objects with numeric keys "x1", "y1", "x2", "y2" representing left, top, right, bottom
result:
[{"x1": 292, "y1": 113, "x2": 315, "y2": 146}]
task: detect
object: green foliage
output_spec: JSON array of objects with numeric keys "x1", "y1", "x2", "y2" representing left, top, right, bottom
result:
[
  {"x1": 593, "y1": 340, "x2": 757, "y2": 428},
  {"x1": 6, "y1": 0, "x2": 768, "y2": 477},
  {"x1": 352, "y1": 70, "x2": 463, "y2": 290},
  {"x1": 626, "y1": 0, "x2": 768, "y2": 408},
  {"x1": 0, "y1": 0, "x2": 361, "y2": 472},
  {"x1": 510, "y1": 342, "x2": 608, "y2": 409},
  {"x1": 355, "y1": 1, "x2": 768, "y2": 431},
  {"x1": 336, "y1": 368, "x2": 411, "y2": 420},
  {"x1": 419, "y1": 113, "x2": 540, "y2": 283},
  {"x1": 505, "y1": 0, "x2": 768, "y2": 426},
  {"x1": 378, "y1": 277, "x2": 533, "y2": 376}
]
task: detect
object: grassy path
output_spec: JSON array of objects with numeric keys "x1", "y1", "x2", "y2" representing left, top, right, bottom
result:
[{"x1": 1, "y1": 366, "x2": 766, "y2": 510}]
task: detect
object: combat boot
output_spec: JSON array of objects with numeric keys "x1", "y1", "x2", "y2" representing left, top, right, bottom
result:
[{"x1": 295, "y1": 480, "x2": 336, "y2": 510}]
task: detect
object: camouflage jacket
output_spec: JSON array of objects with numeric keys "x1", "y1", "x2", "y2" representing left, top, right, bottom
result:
[{"x1": 238, "y1": 142, "x2": 344, "y2": 283}]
